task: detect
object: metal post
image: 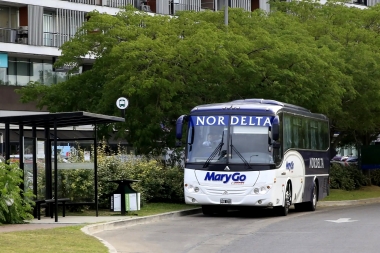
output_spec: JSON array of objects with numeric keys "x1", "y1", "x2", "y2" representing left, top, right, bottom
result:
[
  {"x1": 32, "y1": 126, "x2": 37, "y2": 196},
  {"x1": 0, "y1": 132, "x2": 3, "y2": 156},
  {"x1": 54, "y1": 120, "x2": 58, "y2": 222},
  {"x1": 44, "y1": 126, "x2": 52, "y2": 217},
  {"x1": 94, "y1": 123, "x2": 98, "y2": 217},
  {"x1": 19, "y1": 124, "x2": 24, "y2": 192},
  {"x1": 5, "y1": 122, "x2": 10, "y2": 162},
  {"x1": 32, "y1": 125, "x2": 37, "y2": 217},
  {"x1": 224, "y1": 0, "x2": 228, "y2": 26}
]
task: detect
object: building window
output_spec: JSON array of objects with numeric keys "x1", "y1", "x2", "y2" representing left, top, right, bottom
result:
[
  {"x1": 0, "y1": 68, "x2": 6, "y2": 85},
  {"x1": 16, "y1": 58, "x2": 31, "y2": 86},
  {"x1": 43, "y1": 13, "x2": 56, "y2": 47},
  {"x1": 30, "y1": 59, "x2": 43, "y2": 83},
  {"x1": 0, "y1": 58, "x2": 72, "y2": 86},
  {"x1": 7, "y1": 57, "x2": 17, "y2": 85}
]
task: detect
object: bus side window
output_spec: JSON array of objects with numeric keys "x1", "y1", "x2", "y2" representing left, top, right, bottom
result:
[{"x1": 283, "y1": 114, "x2": 292, "y2": 151}]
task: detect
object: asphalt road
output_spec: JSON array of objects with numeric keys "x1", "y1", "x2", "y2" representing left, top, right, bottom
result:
[{"x1": 96, "y1": 204, "x2": 380, "y2": 253}]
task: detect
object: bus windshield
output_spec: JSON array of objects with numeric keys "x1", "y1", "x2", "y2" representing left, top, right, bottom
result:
[
  {"x1": 186, "y1": 115, "x2": 274, "y2": 164},
  {"x1": 229, "y1": 125, "x2": 273, "y2": 164}
]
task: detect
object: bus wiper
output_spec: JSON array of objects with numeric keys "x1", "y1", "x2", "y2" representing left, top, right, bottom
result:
[
  {"x1": 230, "y1": 136, "x2": 252, "y2": 169},
  {"x1": 203, "y1": 131, "x2": 224, "y2": 168}
]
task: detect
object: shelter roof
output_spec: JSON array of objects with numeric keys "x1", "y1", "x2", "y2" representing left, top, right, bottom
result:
[{"x1": 0, "y1": 111, "x2": 124, "y2": 128}]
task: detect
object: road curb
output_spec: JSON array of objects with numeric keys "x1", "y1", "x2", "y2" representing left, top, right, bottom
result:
[
  {"x1": 319, "y1": 197, "x2": 380, "y2": 207},
  {"x1": 81, "y1": 208, "x2": 202, "y2": 252}
]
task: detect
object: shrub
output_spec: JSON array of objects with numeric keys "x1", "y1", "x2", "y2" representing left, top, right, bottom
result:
[
  {"x1": 97, "y1": 153, "x2": 184, "y2": 208},
  {"x1": 59, "y1": 169, "x2": 94, "y2": 202},
  {"x1": 370, "y1": 169, "x2": 380, "y2": 186},
  {"x1": 330, "y1": 163, "x2": 368, "y2": 191},
  {"x1": 0, "y1": 162, "x2": 34, "y2": 224},
  {"x1": 34, "y1": 142, "x2": 185, "y2": 209}
]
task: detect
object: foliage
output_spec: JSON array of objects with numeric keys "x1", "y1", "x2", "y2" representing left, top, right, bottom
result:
[
  {"x1": 0, "y1": 162, "x2": 34, "y2": 224},
  {"x1": 16, "y1": 4, "x2": 380, "y2": 153},
  {"x1": 97, "y1": 143, "x2": 184, "y2": 207},
  {"x1": 58, "y1": 169, "x2": 94, "y2": 202},
  {"x1": 33, "y1": 142, "x2": 184, "y2": 209},
  {"x1": 329, "y1": 163, "x2": 368, "y2": 191},
  {"x1": 369, "y1": 169, "x2": 380, "y2": 186}
]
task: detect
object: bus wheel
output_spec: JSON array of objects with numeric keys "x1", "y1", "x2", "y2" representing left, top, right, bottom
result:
[
  {"x1": 202, "y1": 205, "x2": 215, "y2": 216},
  {"x1": 305, "y1": 183, "x2": 317, "y2": 212},
  {"x1": 275, "y1": 184, "x2": 291, "y2": 216}
]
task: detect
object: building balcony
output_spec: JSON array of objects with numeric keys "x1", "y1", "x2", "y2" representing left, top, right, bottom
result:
[
  {"x1": 0, "y1": 27, "x2": 27, "y2": 44},
  {"x1": 43, "y1": 32, "x2": 72, "y2": 48}
]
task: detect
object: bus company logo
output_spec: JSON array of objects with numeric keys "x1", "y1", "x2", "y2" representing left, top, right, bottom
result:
[
  {"x1": 286, "y1": 161, "x2": 294, "y2": 172},
  {"x1": 309, "y1": 158, "x2": 325, "y2": 169},
  {"x1": 204, "y1": 172, "x2": 247, "y2": 184}
]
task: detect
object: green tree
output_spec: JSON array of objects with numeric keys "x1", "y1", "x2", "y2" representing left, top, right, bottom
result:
[
  {"x1": 271, "y1": 0, "x2": 380, "y2": 149},
  {"x1": 17, "y1": 4, "x2": 380, "y2": 154}
]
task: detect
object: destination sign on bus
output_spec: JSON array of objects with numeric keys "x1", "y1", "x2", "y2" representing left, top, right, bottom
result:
[{"x1": 190, "y1": 116, "x2": 273, "y2": 126}]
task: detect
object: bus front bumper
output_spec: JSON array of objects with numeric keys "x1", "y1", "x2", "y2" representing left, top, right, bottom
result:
[{"x1": 185, "y1": 193, "x2": 280, "y2": 207}]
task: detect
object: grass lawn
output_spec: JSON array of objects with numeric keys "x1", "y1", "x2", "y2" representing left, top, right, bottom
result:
[
  {"x1": 0, "y1": 226, "x2": 107, "y2": 253},
  {"x1": 322, "y1": 185, "x2": 380, "y2": 201},
  {"x1": 0, "y1": 203, "x2": 198, "y2": 253}
]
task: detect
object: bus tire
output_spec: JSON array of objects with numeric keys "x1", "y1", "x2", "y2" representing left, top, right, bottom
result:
[
  {"x1": 274, "y1": 183, "x2": 291, "y2": 216},
  {"x1": 202, "y1": 205, "x2": 215, "y2": 216},
  {"x1": 305, "y1": 182, "x2": 318, "y2": 211},
  {"x1": 295, "y1": 182, "x2": 318, "y2": 212}
]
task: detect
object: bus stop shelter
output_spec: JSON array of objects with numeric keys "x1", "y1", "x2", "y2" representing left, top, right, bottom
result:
[{"x1": 0, "y1": 111, "x2": 125, "y2": 222}]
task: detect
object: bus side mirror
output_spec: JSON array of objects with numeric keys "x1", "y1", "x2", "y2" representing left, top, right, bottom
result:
[
  {"x1": 176, "y1": 115, "x2": 187, "y2": 140},
  {"x1": 272, "y1": 116, "x2": 280, "y2": 141}
]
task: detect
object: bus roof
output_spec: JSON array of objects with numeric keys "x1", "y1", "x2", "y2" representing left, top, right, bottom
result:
[{"x1": 190, "y1": 98, "x2": 328, "y2": 120}]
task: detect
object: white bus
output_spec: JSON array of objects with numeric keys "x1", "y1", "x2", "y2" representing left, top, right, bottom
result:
[{"x1": 176, "y1": 99, "x2": 330, "y2": 216}]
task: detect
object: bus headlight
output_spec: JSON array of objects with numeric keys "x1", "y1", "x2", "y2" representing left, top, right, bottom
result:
[
  {"x1": 185, "y1": 184, "x2": 201, "y2": 193},
  {"x1": 185, "y1": 184, "x2": 194, "y2": 192},
  {"x1": 252, "y1": 185, "x2": 272, "y2": 195}
]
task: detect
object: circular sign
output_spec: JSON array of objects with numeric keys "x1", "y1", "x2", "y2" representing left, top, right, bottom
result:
[{"x1": 116, "y1": 97, "x2": 129, "y2": 110}]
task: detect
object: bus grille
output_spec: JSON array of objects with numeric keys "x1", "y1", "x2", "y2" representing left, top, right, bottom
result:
[{"x1": 204, "y1": 188, "x2": 248, "y2": 195}]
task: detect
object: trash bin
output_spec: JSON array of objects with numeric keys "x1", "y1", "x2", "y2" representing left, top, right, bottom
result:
[{"x1": 108, "y1": 179, "x2": 140, "y2": 215}]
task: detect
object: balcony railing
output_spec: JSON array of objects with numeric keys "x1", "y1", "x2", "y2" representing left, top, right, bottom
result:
[
  {"x1": 0, "y1": 27, "x2": 19, "y2": 44},
  {"x1": 43, "y1": 32, "x2": 72, "y2": 47}
]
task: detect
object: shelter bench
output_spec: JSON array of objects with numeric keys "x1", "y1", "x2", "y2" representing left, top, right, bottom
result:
[{"x1": 35, "y1": 198, "x2": 70, "y2": 220}]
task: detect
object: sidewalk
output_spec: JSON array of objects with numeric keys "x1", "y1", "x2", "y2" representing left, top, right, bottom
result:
[{"x1": 0, "y1": 216, "x2": 134, "y2": 233}]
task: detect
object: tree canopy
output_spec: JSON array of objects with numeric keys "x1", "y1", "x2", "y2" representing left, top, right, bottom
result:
[{"x1": 17, "y1": 2, "x2": 380, "y2": 154}]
